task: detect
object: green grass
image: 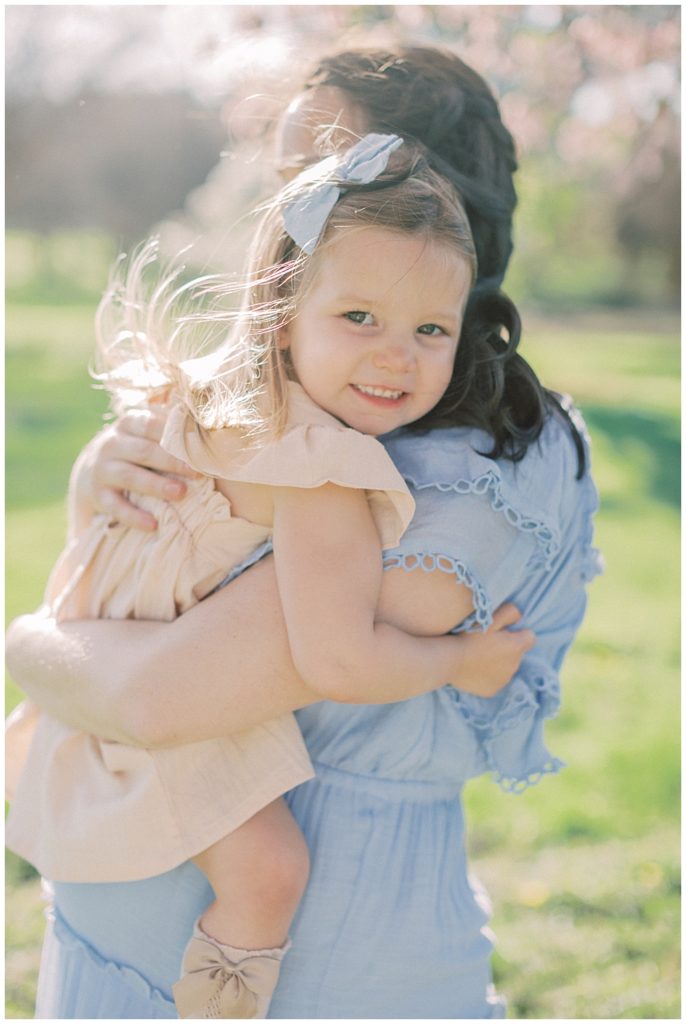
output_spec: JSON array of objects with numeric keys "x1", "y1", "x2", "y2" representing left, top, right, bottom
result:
[
  {"x1": 6, "y1": 303, "x2": 110, "y2": 714},
  {"x1": 462, "y1": 314, "x2": 680, "y2": 1017},
  {"x1": 4, "y1": 239, "x2": 680, "y2": 1018}
]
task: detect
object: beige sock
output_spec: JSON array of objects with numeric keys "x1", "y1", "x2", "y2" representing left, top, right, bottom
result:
[{"x1": 173, "y1": 921, "x2": 290, "y2": 1019}]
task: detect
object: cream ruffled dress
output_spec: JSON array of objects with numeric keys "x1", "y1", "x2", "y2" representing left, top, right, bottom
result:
[{"x1": 5, "y1": 382, "x2": 415, "y2": 883}]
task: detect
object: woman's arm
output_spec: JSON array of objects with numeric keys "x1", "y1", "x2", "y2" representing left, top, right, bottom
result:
[
  {"x1": 6, "y1": 557, "x2": 316, "y2": 747},
  {"x1": 6, "y1": 551, "x2": 532, "y2": 748}
]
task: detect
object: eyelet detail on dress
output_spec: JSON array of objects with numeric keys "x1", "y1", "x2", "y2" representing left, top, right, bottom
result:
[
  {"x1": 403, "y1": 469, "x2": 560, "y2": 572},
  {"x1": 383, "y1": 550, "x2": 492, "y2": 631},
  {"x1": 451, "y1": 663, "x2": 564, "y2": 793}
]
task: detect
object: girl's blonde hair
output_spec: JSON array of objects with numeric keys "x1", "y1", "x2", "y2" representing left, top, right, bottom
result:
[{"x1": 94, "y1": 140, "x2": 476, "y2": 438}]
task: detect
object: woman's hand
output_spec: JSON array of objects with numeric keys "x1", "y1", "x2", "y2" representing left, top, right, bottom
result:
[{"x1": 74, "y1": 409, "x2": 199, "y2": 533}]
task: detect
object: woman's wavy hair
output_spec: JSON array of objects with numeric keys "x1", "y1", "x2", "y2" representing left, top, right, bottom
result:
[
  {"x1": 93, "y1": 141, "x2": 476, "y2": 441},
  {"x1": 303, "y1": 47, "x2": 586, "y2": 475}
]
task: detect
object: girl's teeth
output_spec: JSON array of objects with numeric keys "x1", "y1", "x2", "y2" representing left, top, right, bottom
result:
[{"x1": 355, "y1": 385, "x2": 404, "y2": 399}]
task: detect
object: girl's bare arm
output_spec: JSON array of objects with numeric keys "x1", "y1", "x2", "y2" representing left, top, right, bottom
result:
[{"x1": 272, "y1": 482, "x2": 530, "y2": 704}]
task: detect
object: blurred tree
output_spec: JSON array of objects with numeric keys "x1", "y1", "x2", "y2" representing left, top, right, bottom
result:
[
  {"x1": 613, "y1": 105, "x2": 680, "y2": 294},
  {"x1": 6, "y1": 94, "x2": 224, "y2": 244},
  {"x1": 5, "y1": 4, "x2": 680, "y2": 305}
]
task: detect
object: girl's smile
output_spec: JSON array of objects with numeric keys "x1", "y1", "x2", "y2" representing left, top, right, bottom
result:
[{"x1": 279, "y1": 226, "x2": 472, "y2": 436}]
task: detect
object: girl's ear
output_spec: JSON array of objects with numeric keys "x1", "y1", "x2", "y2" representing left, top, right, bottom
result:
[{"x1": 277, "y1": 325, "x2": 291, "y2": 350}]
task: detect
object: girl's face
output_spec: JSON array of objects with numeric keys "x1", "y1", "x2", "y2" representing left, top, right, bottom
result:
[{"x1": 279, "y1": 227, "x2": 471, "y2": 437}]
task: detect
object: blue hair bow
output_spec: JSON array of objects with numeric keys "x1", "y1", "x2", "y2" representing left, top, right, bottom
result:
[{"x1": 282, "y1": 133, "x2": 404, "y2": 255}]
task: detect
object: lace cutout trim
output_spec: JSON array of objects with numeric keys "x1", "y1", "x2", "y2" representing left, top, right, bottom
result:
[
  {"x1": 491, "y1": 756, "x2": 566, "y2": 794},
  {"x1": 452, "y1": 663, "x2": 563, "y2": 793},
  {"x1": 382, "y1": 550, "x2": 493, "y2": 632},
  {"x1": 404, "y1": 469, "x2": 560, "y2": 571}
]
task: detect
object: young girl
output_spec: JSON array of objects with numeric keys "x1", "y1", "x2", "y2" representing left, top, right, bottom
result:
[{"x1": 5, "y1": 134, "x2": 533, "y2": 1019}]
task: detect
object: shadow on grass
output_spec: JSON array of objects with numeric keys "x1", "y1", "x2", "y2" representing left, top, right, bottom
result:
[{"x1": 582, "y1": 404, "x2": 680, "y2": 509}]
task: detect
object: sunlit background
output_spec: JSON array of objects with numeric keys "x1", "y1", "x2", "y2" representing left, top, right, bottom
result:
[
  {"x1": 6, "y1": 3, "x2": 680, "y2": 305},
  {"x1": 5, "y1": 5, "x2": 680, "y2": 1019}
]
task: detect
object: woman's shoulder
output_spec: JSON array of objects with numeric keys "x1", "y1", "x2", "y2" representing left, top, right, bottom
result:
[
  {"x1": 383, "y1": 398, "x2": 592, "y2": 513},
  {"x1": 382, "y1": 398, "x2": 600, "y2": 585}
]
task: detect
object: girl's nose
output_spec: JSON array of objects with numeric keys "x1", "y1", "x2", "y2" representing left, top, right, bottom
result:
[{"x1": 372, "y1": 340, "x2": 415, "y2": 374}]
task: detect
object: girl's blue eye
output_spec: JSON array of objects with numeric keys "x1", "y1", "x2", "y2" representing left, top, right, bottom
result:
[
  {"x1": 344, "y1": 311, "x2": 374, "y2": 326},
  {"x1": 417, "y1": 323, "x2": 446, "y2": 337}
]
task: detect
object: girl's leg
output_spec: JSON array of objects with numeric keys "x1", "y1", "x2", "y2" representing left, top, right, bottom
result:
[
  {"x1": 194, "y1": 797, "x2": 309, "y2": 949},
  {"x1": 174, "y1": 798, "x2": 309, "y2": 1019}
]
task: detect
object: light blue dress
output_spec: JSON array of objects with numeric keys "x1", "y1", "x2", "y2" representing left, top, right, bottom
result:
[{"x1": 35, "y1": 404, "x2": 601, "y2": 1019}]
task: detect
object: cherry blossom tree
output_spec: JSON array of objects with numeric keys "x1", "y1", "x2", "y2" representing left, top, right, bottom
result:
[{"x1": 6, "y1": 5, "x2": 680, "y2": 303}]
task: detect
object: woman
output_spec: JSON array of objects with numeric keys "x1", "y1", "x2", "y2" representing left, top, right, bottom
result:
[{"x1": 6, "y1": 47, "x2": 601, "y2": 1018}]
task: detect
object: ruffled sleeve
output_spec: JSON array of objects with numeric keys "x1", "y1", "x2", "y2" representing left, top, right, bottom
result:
[
  {"x1": 382, "y1": 407, "x2": 601, "y2": 792},
  {"x1": 161, "y1": 383, "x2": 415, "y2": 551},
  {"x1": 450, "y1": 654, "x2": 565, "y2": 792},
  {"x1": 382, "y1": 422, "x2": 559, "y2": 634}
]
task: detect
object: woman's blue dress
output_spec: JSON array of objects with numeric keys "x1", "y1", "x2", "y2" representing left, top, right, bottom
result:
[{"x1": 35, "y1": 407, "x2": 601, "y2": 1019}]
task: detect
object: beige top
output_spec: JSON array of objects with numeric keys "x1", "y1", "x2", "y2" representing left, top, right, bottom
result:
[{"x1": 5, "y1": 383, "x2": 415, "y2": 882}]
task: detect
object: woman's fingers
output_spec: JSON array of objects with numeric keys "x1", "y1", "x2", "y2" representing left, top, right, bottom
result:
[
  {"x1": 92, "y1": 450, "x2": 190, "y2": 530},
  {"x1": 513, "y1": 628, "x2": 536, "y2": 652},
  {"x1": 98, "y1": 484, "x2": 158, "y2": 533},
  {"x1": 117, "y1": 407, "x2": 166, "y2": 443},
  {"x1": 101, "y1": 411, "x2": 198, "y2": 479},
  {"x1": 80, "y1": 409, "x2": 201, "y2": 529},
  {"x1": 96, "y1": 437, "x2": 193, "y2": 488}
]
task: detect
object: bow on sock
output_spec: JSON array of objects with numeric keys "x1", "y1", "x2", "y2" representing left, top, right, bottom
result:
[{"x1": 173, "y1": 936, "x2": 282, "y2": 1019}]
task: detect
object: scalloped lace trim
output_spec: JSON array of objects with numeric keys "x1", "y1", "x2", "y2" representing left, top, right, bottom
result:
[
  {"x1": 490, "y1": 756, "x2": 565, "y2": 794},
  {"x1": 382, "y1": 551, "x2": 493, "y2": 631},
  {"x1": 404, "y1": 469, "x2": 560, "y2": 571},
  {"x1": 453, "y1": 664, "x2": 563, "y2": 793},
  {"x1": 455, "y1": 669, "x2": 559, "y2": 732}
]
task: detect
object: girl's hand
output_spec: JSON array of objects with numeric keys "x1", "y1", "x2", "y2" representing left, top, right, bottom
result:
[
  {"x1": 74, "y1": 409, "x2": 199, "y2": 533},
  {"x1": 453, "y1": 603, "x2": 535, "y2": 698}
]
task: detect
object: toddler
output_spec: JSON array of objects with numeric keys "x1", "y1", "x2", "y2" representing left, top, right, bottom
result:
[{"x1": 6, "y1": 135, "x2": 533, "y2": 1018}]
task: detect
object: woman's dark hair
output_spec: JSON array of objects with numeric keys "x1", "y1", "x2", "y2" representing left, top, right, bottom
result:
[{"x1": 304, "y1": 47, "x2": 586, "y2": 476}]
